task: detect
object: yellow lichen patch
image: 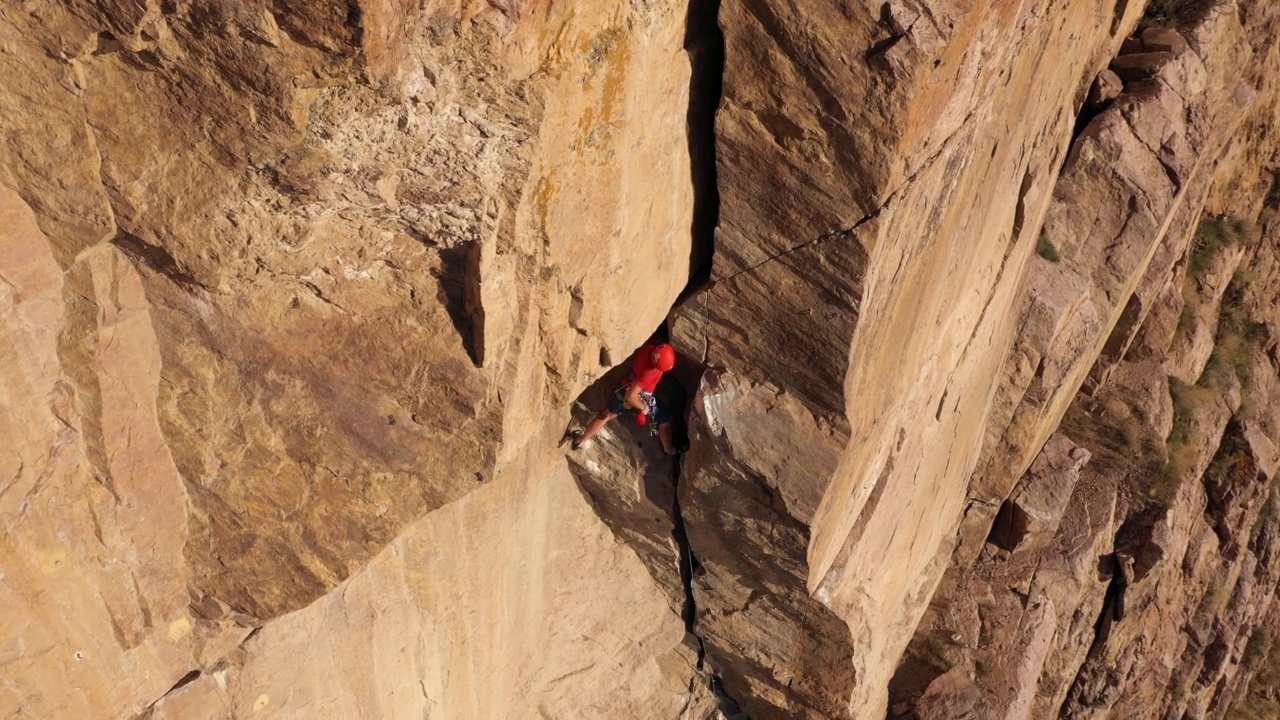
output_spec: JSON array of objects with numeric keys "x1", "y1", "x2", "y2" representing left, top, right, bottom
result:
[
  {"x1": 38, "y1": 551, "x2": 67, "y2": 574},
  {"x1": 167, "y1": 615, "x2": 192, "y2": 641},
  {"x1": 576, "y1": 106, "x2": 596, "y2": 154},
  {"x1": 596, "y1": 31, "x2": 630, "y2": 126},
  {"x1": 575, "y1": 27, "x2": 630, "y2": 154},
  {"x1": 580, "y1": 28, "x2": 622, "y2": 82},
  {"x1": 535, "y1": 7, "x2": 577, "y2": 76},
  {"x1": 534, "y1": 175, "x2": 558, "y2": 238}
]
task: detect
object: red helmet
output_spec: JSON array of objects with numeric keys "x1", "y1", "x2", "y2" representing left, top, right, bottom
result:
[{"x1": 651, "y1": 343, "x2": 676, "y2": 372}]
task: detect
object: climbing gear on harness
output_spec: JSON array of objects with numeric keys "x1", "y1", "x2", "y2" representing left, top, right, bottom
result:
[{"x1": 633, "y1": 392, "x2": 660, "y2": 436}]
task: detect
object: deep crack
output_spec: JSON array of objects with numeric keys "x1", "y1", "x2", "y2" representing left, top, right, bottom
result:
[
  {"x1": 670, "y1": 454, "x2": 702, "y2": 660},
  {"x1": 670, "y1": 448, "x2": 747, "y2": 717},
  {"x1": 683, "y1": 0, "x2": 724, "y2": 299},
  {"x1": 139, "y1": 669, "x2": 202, "y2": 714},
  {"x1": 670, "y1": 1, "x2": 739, "y2": 703}
]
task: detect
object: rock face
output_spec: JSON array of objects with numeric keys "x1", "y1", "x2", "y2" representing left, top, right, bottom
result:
[
  {"x1": 6, "y1": 0, "x2": 1280, "y2": 719},
  {"x1": 888, "y1": 9, "x2": 1280, "y2": 719},
  {"x1": 671, "y1": 0, "x2": 1143, "y2": 713},
  {"x1": 673, "y1": 0, "x2": 1280, "y2": 716},
  {"x1": 2, "y1": 1, "x2": 704, "y2": 717}
]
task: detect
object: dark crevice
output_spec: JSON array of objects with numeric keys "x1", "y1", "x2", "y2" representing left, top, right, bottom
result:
[
  {"x1": 679, "y1": 0, "x2": 724, "y2": 305},
  {"x1": 1110, "y1": 0, "x2": 1132, "y2": 36},
  {"x1": 566, "y1": 0, "x2": 731, "y2": 707},
  {"x1": 987, "y1": 498, "x2": 1030, "y2": 551},
  {"x1": 1093, "y1": 554, "x2": 1127, "y2": 621},
  {"x1": 668, "y1": 378, "x2": 745, "y2": 717},
  {"x1": 1010, "y1": 167, "x2": 1035, "y2": 245},
  {"x1": 1063, "y1": 50, "x2": 1131, "y2": 170},
  {"x1": 671, "y1": 452, "x2": 702, "y2": 649},
  {"x1": 111, "y1": 233, "x2": 206, "y2": 290},
  {"x1": 658, "y1": 318, "x2": 745, "y2": 716},
  {"x1": 670, "y1": 0, "x2": 722, "y2": 661},
  {"x1": 1068, "y1": 95, "x2": 1115, "y2": 150},
  {"x1": 136, "y1": 669, "x2": 202, "y2": 717},
  {"x1": 166, "y1": 669, "x2": 202, "y2": 694},
  {"x1": 345, "y1": 0, "x2": 364, "y2": 47},
  {"x1": 435, "y1": 244, "x2": 484, "y2": 367}
]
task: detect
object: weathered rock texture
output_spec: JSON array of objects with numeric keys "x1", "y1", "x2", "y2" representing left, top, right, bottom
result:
[
  {"x1": 885, "y1": 7, "x2": 1280, "y2": 719},
  {"x1": 671, "y1": 0, "x2": 1143, "y2": 713},
  {"x1": 7, "y1": 0, "x2": 1280, "y2": 717},
  {"x1": 671, "y1": 0, "x2": 1280, "y2": 716},
  {"x1": 2, "y1": 0, "x2": 705, "y2": 717}
]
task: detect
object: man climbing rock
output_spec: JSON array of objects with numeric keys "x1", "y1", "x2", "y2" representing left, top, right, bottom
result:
[{"x1": 572, "y1": 341, "x2": 681, "y2": 455}]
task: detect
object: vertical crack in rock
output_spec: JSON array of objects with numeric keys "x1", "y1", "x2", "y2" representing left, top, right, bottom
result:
[
  {"x1": 674, "y1": 0, "x2": 739, "y2": 709},
  {"x1": 563, "y1": 0, "x2": 729, "y2": 683},
  {"x1": 564, "y1": 340, "x2": 744, "y2": 713},
  {"x1": 670, "y1": 449, "x2": 745, "y2": 716},
  {"x1": 670, "y1": 455, "x2": 702, "y2": 650},
  {"x1": 681, "y1": 0, "x2": 724, "y2": 300}
]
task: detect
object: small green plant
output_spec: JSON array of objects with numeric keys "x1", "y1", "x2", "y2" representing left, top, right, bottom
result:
[
  {"x1": 1155, "y1": 377, "x2": 1216, "y2": 507},
  {"x1": 1200, "y1": 270, "x2": 1268, "y2": 391},
  {"x1": 1036, "y1": 231, "x2": 1061, "y2": 262},
  {"x1": 1187, "y1": 216, "x2": 1250, "y2": 278},
  {"x1": 1244, "y1": 628, "x2": 1270, "y2": 668},
  {"x1": 1176, "y1": 219, "x2": 1259, "y2": 355},
  {"x1": 1142, "y1": 0, "x2": 1227, "y2": 28},
  {"x1": 1059, "y1": 390, "x2": 1166, "y2": 505}
]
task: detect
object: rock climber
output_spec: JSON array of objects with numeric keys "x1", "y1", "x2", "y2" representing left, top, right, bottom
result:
[{"x1": 572, "y1": 341, "x2": 680, "y2": 455}]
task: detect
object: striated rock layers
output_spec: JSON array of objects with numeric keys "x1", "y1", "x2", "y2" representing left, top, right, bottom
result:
[{"x1": 5, "y1": 0, "x2": 1280, "y2": 719}]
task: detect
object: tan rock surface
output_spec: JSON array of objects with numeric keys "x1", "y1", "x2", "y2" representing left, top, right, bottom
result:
[
  {"x1": 1, "y1": 185, "x2": 247, "y2": 718},
  {"x1": 218, "y1": 424, "x2": 701, "y2": 719},
  {"x1": 2, "y1": 0, "x2": 702, "y2": 717},
  {"x1": 891, "y1": 9, "x2": 1280, "y2": 717},
  {"x1": 671, "y1": 0, "x2": 1145, "y2": 713},
  {"x1": 672, "y1": 0, "x2": 1280, "y2": 716},
  {"x1": 959, "y1": 11, "x2": 1262, "y2": 562},
  {"x1": 7, "y1": 0, "x2": 1280, "y2": 717}
]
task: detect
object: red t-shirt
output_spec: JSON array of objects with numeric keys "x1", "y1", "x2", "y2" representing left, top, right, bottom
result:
[{"x1": 629, "y1": 343, "x2": 664, "y2": 393}]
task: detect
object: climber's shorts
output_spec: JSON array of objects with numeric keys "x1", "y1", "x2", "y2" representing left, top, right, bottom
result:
[{"x1": 609, "y1": 388, "x2": 671, "y2": 424}]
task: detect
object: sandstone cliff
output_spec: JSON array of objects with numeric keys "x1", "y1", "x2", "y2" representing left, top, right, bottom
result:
[{"x1": 4, "y1": 0, "x2": 1280, "y2": 718}]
